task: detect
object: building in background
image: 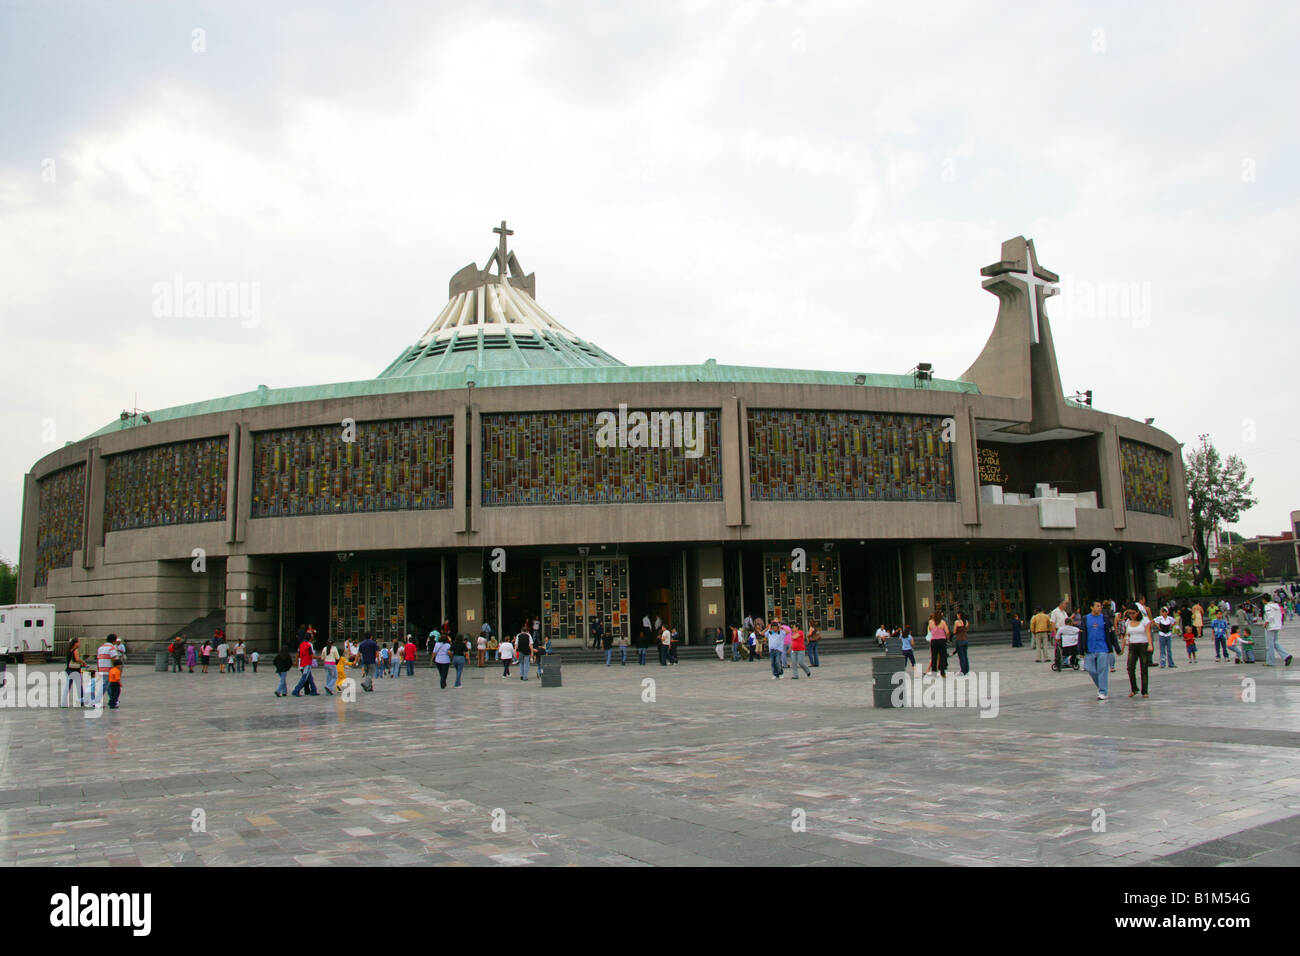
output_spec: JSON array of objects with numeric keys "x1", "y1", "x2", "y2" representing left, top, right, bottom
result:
[{"x1": 18, "y1": 230, "x2": 1191, "y2": 652}]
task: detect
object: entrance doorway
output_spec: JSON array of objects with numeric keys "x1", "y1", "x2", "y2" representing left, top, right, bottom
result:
[
  {"x1": 408, "y1": 557, "x2": 445, "y2": 640},
  {"x1": 840, "y1": 547, "x2": 902, "y2": 637},
  {"x1": 489, "y1": 556, "x2": 541, "y2": 639},
  {"x1": 628, "y1": 552, "x2": 684, "y2": 642}
]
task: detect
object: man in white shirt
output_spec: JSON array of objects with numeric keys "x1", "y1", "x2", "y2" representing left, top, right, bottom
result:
[
  {"x1": 1153, "y1": 607, "x2": 1177, "y2": 668},
  {"x1": 875, "y1": 625, "x2": 891, "y2": 649},
  {"x1": 766, "y1": 624, "x2": 785, "y2": 679},
  {"x1": 1049, "y1": 600, "x2": 1070, "y2": 637},
  {"x1": 1263, "y1": 597, "x2": 1293, "y2": 667},
  {"x1": 93, "y1": 636, "x2": 118, "y2": 705}
]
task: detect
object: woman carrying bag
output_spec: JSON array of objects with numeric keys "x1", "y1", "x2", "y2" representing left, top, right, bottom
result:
[{"x1": 62, "y1": 637, "x2": 86, "y2": 707}]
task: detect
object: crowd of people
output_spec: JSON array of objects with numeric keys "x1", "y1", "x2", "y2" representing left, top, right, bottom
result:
[
  {"x1": 711, "y1": 616, "x2": 821, "y2": 678},
  {"x1": 53, "y1": 586, "x2": 1296, "y2": 709},
  {"x1": 1012, "y1": 592, "x2": 1293, "y2": 701},
  {"x1": 163, "y1": 627, "x2": 260, "y2": 674}
]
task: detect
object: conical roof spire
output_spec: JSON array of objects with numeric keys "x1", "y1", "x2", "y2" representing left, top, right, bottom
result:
[{"x1": 377, "y1": 222, "x2": 624, "y2": 378}]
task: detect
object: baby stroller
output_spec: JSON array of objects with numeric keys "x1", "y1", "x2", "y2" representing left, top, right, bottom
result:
[{"x1": 1051, "y1": 628, "x2": 1081, "y2": 671}]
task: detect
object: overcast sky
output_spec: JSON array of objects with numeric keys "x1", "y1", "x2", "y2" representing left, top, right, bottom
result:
[{"x1": 2, "y1": 0, "x2": 1297, "y2": 564}]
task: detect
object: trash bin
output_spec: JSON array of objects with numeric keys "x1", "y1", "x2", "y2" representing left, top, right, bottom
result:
[
  {"x1": 872, "y1": 653, "x2": 903, "y2": 708},
  {"x1": 155, "y1": 650, "x2": 169, "y2": 672},
  {"x1": 541, "y1": 655, "x2": 562, "y2": 687}
]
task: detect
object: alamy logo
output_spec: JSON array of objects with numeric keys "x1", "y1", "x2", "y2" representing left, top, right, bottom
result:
[
  {"x1": 49, "y1": 886, "x2": 151, "y2": 936},
  {"x1": 594, "y1": 405, "x2": 706, "y2": 459},
  {"x1": 151, "y1": 273, "x2": 261, "y2": 328},
  {"x1": 890, "y1": 671, "x2": 1000, "y2": 718},
  {"x1": 0, "y1": 666, "x2": 103, "y2": 718}
]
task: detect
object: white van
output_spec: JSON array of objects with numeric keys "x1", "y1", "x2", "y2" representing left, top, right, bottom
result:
[{"x1": 0, "y1": 604, "x2": 56, "y2": 658}]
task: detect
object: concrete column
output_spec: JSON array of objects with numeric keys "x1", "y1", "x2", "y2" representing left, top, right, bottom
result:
[
  {"x1": 453, "y1": 405, "x2": 468, "y2": 534},
  {"x1": 17, "y1": 473, "x2": 38, "y2": 602},
  {"x1": 469, "y1": 406, "x2": 482, "y2": 535},
  {"x1": 1027, "y1": 546, "x2": 1071, "y2": 612},
  {"x1": 225, "y1": 423, "x2": 241, "y2": 543},
  {"x1": 900, "y1": 543, "x2": 934, "y2": 633},
  {"x1": 84, "y1": 446, "x2": 104, "y2": 569},
  {"x1": 690, "y1": 545, "x2": 725, "y2": 643},
  {"x1": 225, "y1": 554, "x2": 280, "y2": 652},
  {"x1": 1099, "y1": 424, "x2": 1126, "y2": 531},
  {"x1": 1168, "y1": 447, "x2": 1190, "y2": 540},
  {"x1": 235, "y1": 423, "x2": 254, "y2": 544},
  {"x1": 722, "y1": 398, "x2": 744, "y2": 527},
  {"x1": 737, "y1": 398, "x2": 751, "y2": 526},
  {"x1": 955, "y1": 404, "x2": 981, "y2": 526},
  {"x1": 455, "y1": 550, "x2": 484, "y2": 637}
]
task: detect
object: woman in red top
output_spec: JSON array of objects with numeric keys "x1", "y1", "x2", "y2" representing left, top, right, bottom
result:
[{"x1": 788, "y1": 628, "x2": 813, "y2": 679}]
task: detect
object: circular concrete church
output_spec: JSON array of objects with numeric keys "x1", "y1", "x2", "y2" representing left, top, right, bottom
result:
[{"x1": 19, "y1": 228, "x2": 1190, "y2": 654}]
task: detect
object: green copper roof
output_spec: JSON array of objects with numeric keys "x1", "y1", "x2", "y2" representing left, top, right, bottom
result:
[
  {"x1": 378, "y1": 327, "x2": 624, "y2": 378},
  {"x1": 85, "y1": 363, "x2": 980, "y2": 440}
]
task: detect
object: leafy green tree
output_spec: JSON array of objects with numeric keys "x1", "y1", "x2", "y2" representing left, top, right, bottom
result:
[
  {"x1": 1216, "y1": 543, "x2": 1268, "y2": 584},
  {"x1": 0, "y1": 557, "x2": 17, "y2": 605},
  {"x1": 1185, "y1": 436, "x2": 1256, "y2": 586}
]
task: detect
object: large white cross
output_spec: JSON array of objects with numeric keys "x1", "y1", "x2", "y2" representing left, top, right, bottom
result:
[{"x1": 1007, "y1": 252, "x2": 1059, "y2": 344}]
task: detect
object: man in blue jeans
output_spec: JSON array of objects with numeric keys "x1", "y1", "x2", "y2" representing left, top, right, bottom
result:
[
  {"x1": 767, "y1": 624, "x2": 785, "y2": 679},
  {"x1": 1262, "y1": 597, "x2": 1293, "y2": 666},
  {"x1": 1082, "y1": 601, "x2": 1110, "y2": 700},
  {"x1": 358, "y1": 634, "x2": 379, "y2": 681},
  {"x1": 1153, "y1": 608, "x2": 1177, "y2": 668}
]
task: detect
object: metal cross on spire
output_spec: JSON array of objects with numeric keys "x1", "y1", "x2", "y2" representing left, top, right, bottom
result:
[{"x1": 492, "y1": 220, "x2": 514, "y2": 281}]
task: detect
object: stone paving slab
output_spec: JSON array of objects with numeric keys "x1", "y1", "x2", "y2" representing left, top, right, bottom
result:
[{"x1": 1, "y1": 632, "x2": 1298, "y2": 866}]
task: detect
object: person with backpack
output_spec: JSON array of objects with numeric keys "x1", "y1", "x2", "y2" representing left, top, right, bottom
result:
[{"x1": 516, "y1": 625, "x2": 533, "y2": 681}]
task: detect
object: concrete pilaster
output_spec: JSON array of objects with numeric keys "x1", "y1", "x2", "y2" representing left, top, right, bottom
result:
[
  {"x1": 225, "y1": 554, "x2": 279, "y2": 651},
  {"x1": 900, "y1": 543, "x2": 934, "y2": 633},
  {"x1": 690, "y1": 545, "x2": 725, "y2": 643},
  {"x1": 456, "y1": 550, "x2": 484, "y2": 638}
]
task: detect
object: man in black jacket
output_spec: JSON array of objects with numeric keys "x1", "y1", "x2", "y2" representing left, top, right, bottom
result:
[{"x1": 273, "y1": 645, "x2": 293, "y2": 697}]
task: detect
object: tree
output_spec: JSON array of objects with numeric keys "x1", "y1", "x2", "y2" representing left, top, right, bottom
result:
[
  {"x1": 1216, "y1": 543, "x2": 1268, "y2": 594},
  {"x1": 1185, "y1": 435, "x2": 1256, "y2": 585},
  {"x1": 0, "y1": 557, "x2": 17, "y2": 605},
  {"x1": 1166, "y1": 559, "x2": 1196, "y2": 588}
]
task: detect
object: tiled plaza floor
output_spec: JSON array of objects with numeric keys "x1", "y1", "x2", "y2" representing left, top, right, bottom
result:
[{"x1": 1, "y1": 632, "x2": 1297, "y2": 866}]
